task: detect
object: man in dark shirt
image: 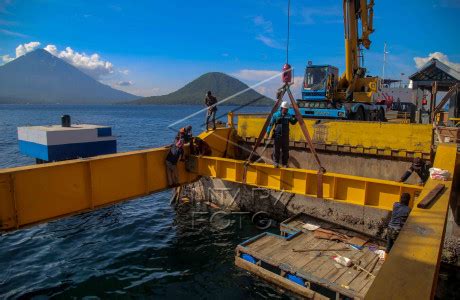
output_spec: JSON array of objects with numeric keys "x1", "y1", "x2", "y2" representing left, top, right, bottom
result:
[
  {"x1": 385, "y1": 193, "x2": 411, "y2": 257},
  {"x1": 165, "y1": 139, "x2": 184, "y2": 187},
  {"x1": 265, "y1": 101, "x2": 297, "y2": 168},
  {"x1": 399, "y1": 157, "x2": 430, "y2": 185},
  {"x1": 205, "y1": 91, "x2": 218, "y2": 131}
]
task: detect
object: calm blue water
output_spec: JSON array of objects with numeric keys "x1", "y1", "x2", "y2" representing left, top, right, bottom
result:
[
  {"x1": 0, "y1": 104, "x2": 265, "y2": 169},
  {"x1": 0, "y1": 104, "x2": 292, "y2": 299}
]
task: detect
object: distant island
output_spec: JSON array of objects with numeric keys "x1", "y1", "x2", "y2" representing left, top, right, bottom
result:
[
  {"x1": 129, "y1": 72, "x2": 273, "y2": 106},
  {"x1": 0, "y1": 48, "x2": 273, "y2": 106}
]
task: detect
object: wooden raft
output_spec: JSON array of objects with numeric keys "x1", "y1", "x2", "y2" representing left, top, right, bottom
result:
[{"x1": 236, "y1": 217, "x2": 385, "y2": 299}]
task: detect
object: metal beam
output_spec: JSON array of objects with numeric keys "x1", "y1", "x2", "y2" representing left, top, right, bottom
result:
[
  {"x1": 0, "y1": 147, "x2": 198, "y2": 231},
  {"x1": 190, "y1": 156, "x2": 422, "y2": 210}
]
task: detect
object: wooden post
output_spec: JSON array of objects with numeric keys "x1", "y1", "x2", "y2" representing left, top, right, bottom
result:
[{"x1": 430, "y1": 81, "x2": 438, "y2": 123}]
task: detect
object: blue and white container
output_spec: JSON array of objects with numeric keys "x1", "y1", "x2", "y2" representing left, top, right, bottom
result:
[{"x1": 18, "y1": 124, "x2": 117, "y2": 162}]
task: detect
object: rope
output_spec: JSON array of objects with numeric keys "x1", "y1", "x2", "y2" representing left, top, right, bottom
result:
[
  {"x1": 286, "y1": 0, "x2": 291, "y2": 64},
  {"x1": 254, "y1": 139, "x2": 271, "y2": 163}
]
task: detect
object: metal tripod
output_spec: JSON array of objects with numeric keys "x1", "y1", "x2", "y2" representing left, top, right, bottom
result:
[{"x1": 243, "y1": 82, "x2": 326, "y2": 198}]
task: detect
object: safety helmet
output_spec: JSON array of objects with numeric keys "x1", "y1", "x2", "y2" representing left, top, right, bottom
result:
[{"x1": 281, "y1": 101, "x2": 289, "y2": 109}]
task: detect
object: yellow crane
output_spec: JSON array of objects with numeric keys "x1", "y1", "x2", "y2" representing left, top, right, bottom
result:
[{"x1": 298, "y1": 0, "x2": 385, "y2": 121}]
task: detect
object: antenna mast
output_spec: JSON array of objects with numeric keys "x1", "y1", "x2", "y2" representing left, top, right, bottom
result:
[{"x1": 382, "y1": 42, "x2": 388, "y2": 81}]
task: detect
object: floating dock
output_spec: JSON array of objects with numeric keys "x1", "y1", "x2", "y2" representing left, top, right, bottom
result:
[
  {"x1": 236, "y1": 214, "x2": 384, "y2": 299},
  {"x1": 18, "y1": 123, "x2": 116, "y2": 162}
]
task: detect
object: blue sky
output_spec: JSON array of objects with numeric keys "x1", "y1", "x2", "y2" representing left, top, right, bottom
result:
[{"x1": 1, "y1": 0, "x2": 459, "y2": 97}]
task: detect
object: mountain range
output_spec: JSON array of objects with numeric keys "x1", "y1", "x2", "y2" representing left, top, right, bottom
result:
[{"x1": 0, "y1": 49, "x2": 272, "y2": 106}]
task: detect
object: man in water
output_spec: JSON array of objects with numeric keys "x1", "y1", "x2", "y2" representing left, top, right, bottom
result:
[
  {"x1": 399, "y1": 157, "x2": 430, "y2": 185},
  {"x1": 265, "y1": 101, "x2": 297, "y2": 168},
  {"x1": 384, "y1": 193, "x2": 411, "y2": 260},
  {"x1": 205, "y1": 91, "x2": 218, "y2": 131},
  {"x1": 165, "y1": 139, "x2": 184, "y2": 187}
]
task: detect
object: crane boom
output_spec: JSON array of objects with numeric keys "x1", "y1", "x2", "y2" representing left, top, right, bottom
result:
[{"x1": 341, "y1": 0, "x2": 375, "y2": 94}]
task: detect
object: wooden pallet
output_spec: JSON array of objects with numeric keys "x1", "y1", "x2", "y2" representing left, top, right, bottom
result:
[{"x1": 236, "y1": 221, "x2": 385, "y2": 299}]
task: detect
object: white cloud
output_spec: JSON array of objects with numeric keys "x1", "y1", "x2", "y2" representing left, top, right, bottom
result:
[
  {"x1": 43, "y1": 44, "x2": 58, "y2": 55},
  {"x1": 0, "y1": 28, "x2": 29, "y2": 38},
  {"x1": 0, "y1": 41, "x2": 41, "y2": 65},
  {"x1": 253, "y1": 75, "x2": 303, "y2": 99},
  {"x1": 1, "y1": 54, "x2": 13, "y2": 64},
  {"x1": 253, "y1": 16, "x2": 273, "y2": 33},
  {"x1": 232, "y1": 69, "x2": 279, "y2": 81},
  {"x1": 256, "y1": 34, "x2": 283, "y2": 49},
  {"x1": 414, "y1": 52, "x2": 460, "y2": 72},
  {"x1": 232, "y1": 68, "x2": 303, "y2": 99},
  {"x1": 117, "y1": 80, "x2": 133, "y2": 86},
  {"x1": 301, "y1": 6, "x2": 341, "y2": 25},
  {"x1": 2, "y1": 41, "x2": 126, "y2": 82},
  {"x1": 16, "y1": 41, "x2": 40, "y2": 57},
  {"x1": 44, "y1": 44, "x2": 114, "y2": 78},
  {"x1": 253, "y1": 15, "x2": 283, "y2": 49}
]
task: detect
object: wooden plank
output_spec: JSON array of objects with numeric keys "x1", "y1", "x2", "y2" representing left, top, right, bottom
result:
[
  {"x1": 279, "y1": 236, "x2": 330, "y2": 271},
  {"x1": 237, "y1": 246, "x2": 278, "y2": 267},
  {"x1": 248, "y1": 235, "x2": 278, "y2": 252},
  {"x1": 258, "y1": 235, "x2": 296, "y2": 258},
  {"x1": 346, "y1": 251, "x2": 378, "y2": 288},
  {"x1": 325, "y1": 249, "x2": 369, "y2": 284},
  {"x1": 312, "y1": 246, "x2": 363, "y2": 282},
  {"x1": 235, "y1": 257, "x2": 329, "y2": 300},
  {"x1": 417, "y1": 183, "x2": 445, "y2": 209},
  {"x1": 296, "y1": 267, "x2": 359, "y2": 299},
  {"x1": 347, "y1": 236, "x2": 369, "y2": 247},
  {"x1": 298, "y1": 240, "x2": 338, "y2": 275},
  {"x1": 348, "y1": 255, "x2": 382, "y2": 295},
  {"x1": 270, "y1": 233, "x2": 316, "y2": 264},
  {"x1": 360, "y1": 262, "x2": 384, "y2": 295},
  {"x1": 335, "y1": 249, "x2": 375, "y2": 288}
]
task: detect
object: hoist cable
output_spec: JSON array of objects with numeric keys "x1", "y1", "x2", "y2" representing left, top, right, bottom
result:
[{"x1": 286, "y1": 0, "x2": 291, "y2": 64}]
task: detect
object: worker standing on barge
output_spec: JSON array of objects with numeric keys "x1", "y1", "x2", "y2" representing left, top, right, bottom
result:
[
  {"x1": 266, "y1": 101, "x2": 297, "y2": 168},
  {"x1": 205, "y1": 91, "x2": 218, "y2": 131}
]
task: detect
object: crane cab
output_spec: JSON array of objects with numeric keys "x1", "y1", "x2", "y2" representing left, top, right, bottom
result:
[{"x1": 301, "y1": 65, "x2": 339, "y2": 101}]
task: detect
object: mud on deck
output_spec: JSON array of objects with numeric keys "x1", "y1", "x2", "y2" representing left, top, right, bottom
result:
[{"x1": 235, "y1": 214, "x2": 386, "y2": 299}]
